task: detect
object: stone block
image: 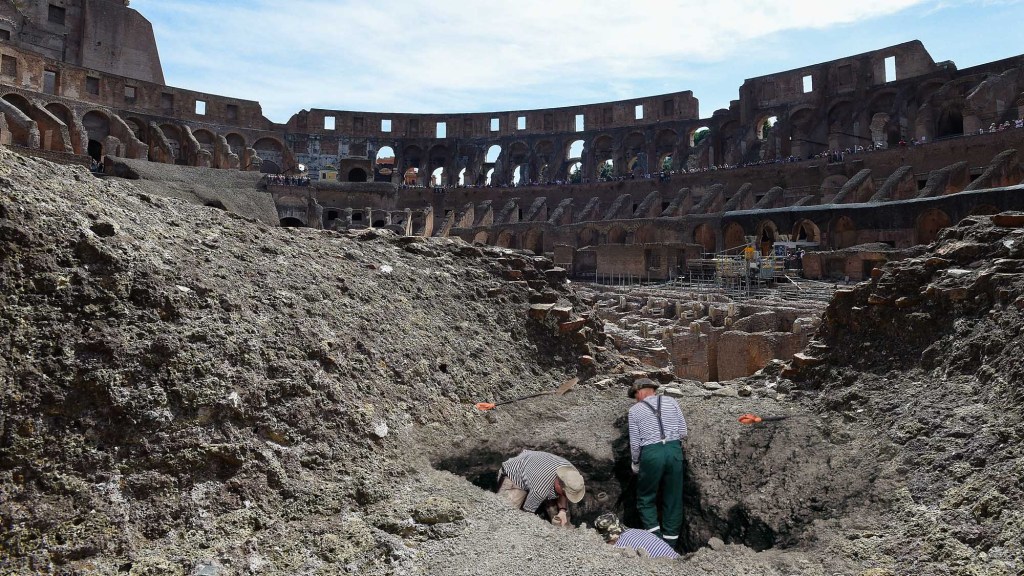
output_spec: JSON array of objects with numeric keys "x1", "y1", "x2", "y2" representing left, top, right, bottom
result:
[
  {"x1": 559, "y1": 319, "x2": 586, "y2": 334},
  {"x1": 992, "y1": 213, "x2": 1024, "y2": 228},
  {"x1": 502, "y1": 269, "x2": 523, "y2": 280},
  {"x1": 550, "y1": 306, "x2": 573, "y2": 321},
  {"x1": 528, "y1": 304, "x2": 554, "y2": 320}
]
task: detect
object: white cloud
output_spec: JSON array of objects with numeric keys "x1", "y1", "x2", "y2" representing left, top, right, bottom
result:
[{"x1": 132, "y1": 0, "x2": 1012, "y2": 122}]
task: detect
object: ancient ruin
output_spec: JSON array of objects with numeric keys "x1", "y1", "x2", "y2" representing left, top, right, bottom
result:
[{"x1": 2, "y1": 1, "x2": 1024, "y2": 575}]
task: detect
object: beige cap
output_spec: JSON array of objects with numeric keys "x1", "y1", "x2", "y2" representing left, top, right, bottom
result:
[{"x1": 555, "y1": 465, "x2": 586, "y2": 503}]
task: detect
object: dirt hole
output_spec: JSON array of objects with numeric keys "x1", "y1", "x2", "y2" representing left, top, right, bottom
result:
[{"x1": 433, "y1": 434, "x2": 787, "y2": 553}]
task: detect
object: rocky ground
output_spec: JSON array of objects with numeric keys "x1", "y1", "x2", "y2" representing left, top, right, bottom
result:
[{"x1": 1, "y1": 148, "x2": 1022, "y2": 575}]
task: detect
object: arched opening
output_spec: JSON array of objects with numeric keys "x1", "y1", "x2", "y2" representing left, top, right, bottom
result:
[
  {"x1": 253, "y1": 137, "x2": 286, "y2": 173},
  {"x1": 599, "y1": 159, "x2": 614, "y2": 181},
  {"x1": 568, "y1": 161, "x2": 583, "y2": 184},
  {"x1": 578, "y1": 227, "x2": 599, "y2": 247},
  {"x1": 567, "y1": 139, "x2": 585, "y2": 161},
  {"x1": 280, "y1": 217, "x2": 305, "y2": 228},
  {"x1": 87, "y1": 140, "x2": 102, "y2": 162},
  {"x1": 495, "y1": 230, "x2": 515, "y2": 248},
  {"x1": 160, "y1": 123, "x2": 184, "y2": 164},
  {"x1": 624, "y1": 132, "x2": 646, "y2": 175},
  {"x1": 936, "y1": 107, "x2": 964, "y2": 138},
  {"x1": 832, "y1": 216, "x2": 857, "y2": 249},
  {"x1": 512, "y1": 165, "x2": 525, "y2": 186},
  {"x1": 404, "y1": 167, "x2": 419, "y2": 186},
  {"x1": 485, "y1": 168, "x2": 495, "y2": 186},
  {"x1": 607, "y1": 226, "x2": 627, "y2": 245},
  {"x1": 82, "y1": 110, "x2": 111, "y2": 161},
  {"x1": 430, "y1": 167, "x2": 444, "y2": 186},
  {"x1": 792, "y1": 219, "x2": 821, "y2": 244},
  {"x1": 458, "y1": 167, "x2": 467, "y2": 186},
  {"x1": 756, "y1": 221, "x2": 778, "y2": 255},
  {"x1": 226, "y1": 133, "x2": 246, "y2": 156},
  {"x1": 592, "y1": 135, "x2": 614, "y2": 179},
  {"x1": 634, "y1": 225, "x2": 657, "y2": 245},
  {"x1": 524, "y1": 229, "x2": 545, "y2": 255},
  {"x1": 205, "y1": 201, "x2": 226, "y2": 210},
  {"x1": 375, "y1": 146, "x2": 395, "y2": 181},
  {"x1": 757, "y1": 116, "x2": 778, "y2": 141},
  {"x1": 348, "y1": 167, "x2": 368, "y2": 182},
  {"x1": 694, "y1": 224, "x2": 716, "y2": 254},
  {"x1": 485, "y1": 145, "x2": 502, "y2": 164},
  {"x1": 193, "y1": 129, "x2": 216, "y2": 154},
  {"x1": 690, "y1": 126, "x2": 710, "y2": 147},
  {"x1": 915, "y1": 209, "x2": 951, "y2": 245},
  {"x1": 472, "y1": 231, "x2": 489, "y2": 245},
  {"x1": 659, "y1": 153, "x2": 673, "y2": 172},
  {"x1": 2, "y1": 93, "x2": 33, "y2": 117},
  {"x1": 372, "y1": 218, "x2": 387, "y2": 227},
  {"x1": 723, "y1": 222, "x2": 746, "y2": 252}
]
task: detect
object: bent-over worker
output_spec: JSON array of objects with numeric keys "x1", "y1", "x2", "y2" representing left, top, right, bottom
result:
[
  {"x1": 595, "y1": 512, "x2": 680, "y2": 559},
  {"x1": 628, "y1": 378, "x2": 688, "y2": 547},
  {"x1": 496, "y1": 449, "x2": 586, "y2": 527}
]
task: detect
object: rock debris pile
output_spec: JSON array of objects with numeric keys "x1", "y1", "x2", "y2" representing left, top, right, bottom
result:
[{"x1": 2, "y1": 148, "x2": 1023, "y2": 575}]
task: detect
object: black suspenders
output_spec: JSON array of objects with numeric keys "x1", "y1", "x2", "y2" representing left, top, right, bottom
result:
[{"x1": 641, "y1": 396, "x2": 666, "y2": 441}]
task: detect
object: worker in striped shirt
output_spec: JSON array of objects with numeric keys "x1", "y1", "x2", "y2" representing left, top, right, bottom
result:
[
  {"x1": 595, "y1": 512, "x2": 680, "y2": 559},
  {"x1": 627, "y1": 378, "x2": 688, "y2": 547},
  {"x1": 496, "y1": 449, "x2": 586, "y2": 527}
]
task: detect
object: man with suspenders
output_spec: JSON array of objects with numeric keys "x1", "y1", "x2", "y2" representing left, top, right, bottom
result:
[{"x1": 627, "y1": 378, "x2": 689, "y2": 548}]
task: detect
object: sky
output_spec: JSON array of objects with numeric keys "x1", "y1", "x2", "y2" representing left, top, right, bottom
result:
[{"x1": 130, "y1": 0, "x2": 1024, "y2": 125}]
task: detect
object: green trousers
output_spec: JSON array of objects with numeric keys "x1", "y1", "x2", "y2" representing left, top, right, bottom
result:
[{"x1": 636, "y1": 440, "x2": 684, "y2": 544}]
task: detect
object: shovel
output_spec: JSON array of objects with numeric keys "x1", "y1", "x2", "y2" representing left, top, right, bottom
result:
[{"x1": 475, "y1": 378, "x2": 579, "y2": 411}]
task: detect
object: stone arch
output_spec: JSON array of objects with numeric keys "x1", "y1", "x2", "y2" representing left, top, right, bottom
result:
[
  {"x1": 524, "y1": 228, "x2": 545, "y2": 255},
  {"x1": 787, "y1": 107, "x2": 817, "y2": 158},
  {"x1": 832, "y1": 216, "x2": 857, "y2": 249},
  {"x1": 592, "y1": 134, "x2": 615, "y2": 178},
  {"x1": 82, "y1": 109, "x2": 112, "y2": 161},
  {"x1": 253, "y1": 137, "x2": 286, "y2": 173},
  {"x1": 471, "y1": 230, "x2": 489, "y2": 245},
  {"x1": 2, "y1": 93, "x2": 33, "y2": 117},
  {"x1": 936, "y1": 105, "x2": 964, "y2": 138},
  {"x1": 428, "y1": 144, "x2": 449, "y2": 185},
  {"x1": 754, "y1": 220, "x2": 779, "y2": 255},
  {"x1": 193, "y1": 128, "x2": 216, "y2": 154},
  {"x1": 124, "y1": 116, "x2": 148, "y2": 143},
  {"x1": 634, "y1": 224, "x2": 658, "y2": 245},
  {"x1": 915, "y1": 208, "x2": 951, "y2": 245},
  {"x1": 607, "y1": 225, "x2": 627, "y2": 244},
  {"x1": 693, "y1": 223, "x2": 716, "y2": 254},
  {"x1": 159, "y1": 123, "x2": 184, "y2": 164},
  {"x1": 225, "y1": 132, "x2": 246, "y2": 156},
  {"x1": 689, "y1": 126, "x2": 710, "y2": 147},
  {"x1": 755, "y1": 114, "x2": 778, "y2": 141},
  {"x1": 578, "y1": 227, "x2": 599, "y2": 247},
  {"x1": 792, "y1": 219, "x2": 821, "y2": 244},
  {"x1": 348, "y1": 167, "x2": 368, "y2": 182},
  {"x1": 723, "y1": 222, "x2": 746, "y2": 252},
  {"x1": 45, "y1": 101, "x2": 82, "y2": 154},
  {"x1": 280, "y1": 217, "x2": 305, "y2": 228},
  {"x1": 623, "y1": 131, "x2": 646, "y2": 173},
  {"x1": 826, "y1": 100, "x2": 855, "y2": 149},
  {"x1": 495, "y1": 229, "x2": 516, "y2": 248}
]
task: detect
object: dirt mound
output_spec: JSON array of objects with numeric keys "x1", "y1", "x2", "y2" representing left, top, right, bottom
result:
[
  {"x1": 794, "y1": 213, "x2": 1024, "y2": 573},
  {"x1": 0, "y1": 149, "x2": 598, "y2": 574},
  {"x1": 5, "y1": 149, "x2": 1022, "y2": 575}
]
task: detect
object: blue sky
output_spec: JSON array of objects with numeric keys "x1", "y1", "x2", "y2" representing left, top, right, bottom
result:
[{"x1": 131, "y1": 0, "x2": 1024, "y2": 124}]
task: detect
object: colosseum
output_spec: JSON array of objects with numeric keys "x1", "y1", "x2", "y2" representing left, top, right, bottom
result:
[{"x1": 1, "y1": 0, "x2": 1023, "y2": 286}]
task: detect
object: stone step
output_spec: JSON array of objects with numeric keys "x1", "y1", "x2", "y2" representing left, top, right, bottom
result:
[
  {"x1": 528, "y1": 303, "x2": 555, "y2": 320},
  {"x1": 559, "y1": 318, "x2": 586, "y2": 334}
]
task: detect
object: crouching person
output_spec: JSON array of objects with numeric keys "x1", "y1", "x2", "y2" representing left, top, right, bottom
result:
[
  {"x1": 595, "y1": 513, "x2": 680, "y2": 559},
  {"x1": 496, "y1": 449, "x2": 586, "y2": 527}
]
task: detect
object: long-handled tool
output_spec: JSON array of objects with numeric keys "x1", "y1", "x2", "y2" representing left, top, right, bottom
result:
[
  {"x1": 738, "y1": 413, "x2": 789, "y2": 425},
  {"x1": 475, "y1": 378, "x2": 578, "y2": 411}
]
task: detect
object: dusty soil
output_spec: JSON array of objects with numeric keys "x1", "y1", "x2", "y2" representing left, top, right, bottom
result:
[{"x1": 1, "y1": 149, "x2": 1022, "y2": 575}]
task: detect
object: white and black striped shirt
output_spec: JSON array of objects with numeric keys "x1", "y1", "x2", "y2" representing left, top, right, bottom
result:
[
  {"x1": 628, "y1": 395, "x2": 688, "y2": 465},
  {"x1": 498, "y1": 450, "x2": 573, "y2": 513},
  {"x1": 616, "y1": 528, "x2": 680, "y2": 559}
]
